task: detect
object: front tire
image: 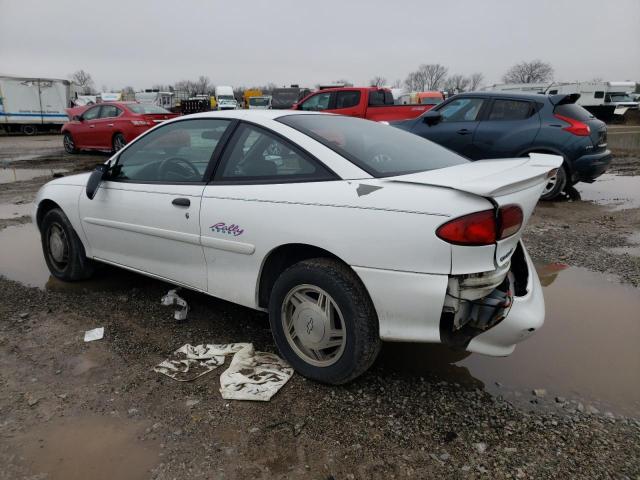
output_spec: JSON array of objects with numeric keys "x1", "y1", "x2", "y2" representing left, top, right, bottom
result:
[
  {"x1": 63, "y1": 132, "x2": 78, "y2": 154},
  {"x1": 41, "y1": 208, "x2": 94, "y2": 281},
  {"x1": 540, "y1": 164, "x2": 568, "y2": 200},
  {"x1": 112, "y1": 133, "x2": 126, "y2": 152},
  {"x1": 269, "y1": 258, "x2": 381, "y2": 384}
]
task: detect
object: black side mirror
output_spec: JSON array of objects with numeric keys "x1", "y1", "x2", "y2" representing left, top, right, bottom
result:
[
  {"x1": 86, "y1": 164, "x2": 109, "y2": 199},
  {"x1": 73, "y1": 115, "x2": 83, "y2": 122},
  {"x1": 422, "y1": 110, "x2": 442, "y2": 125}
]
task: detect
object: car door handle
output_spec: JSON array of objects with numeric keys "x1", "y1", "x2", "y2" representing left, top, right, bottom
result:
[
  {"x1": 89, "y1": 125, "x2": 95, "y2": 128},
  {"x1": 172, "y1": 198, "x2": 190, "y2": 207},
  {"x1": 108, "y1": 123, "x2": 114, "y2": 127},
  {"x1": 457, "y1": 128, "x2": 472, "y2": 135}
]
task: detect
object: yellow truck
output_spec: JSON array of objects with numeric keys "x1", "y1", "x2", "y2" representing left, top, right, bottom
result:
[{"x1": 242, "y1": 89, "x2": 262, "y2": 109}]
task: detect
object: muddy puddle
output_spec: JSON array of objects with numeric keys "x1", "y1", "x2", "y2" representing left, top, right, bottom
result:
[
  {"x1": 576, "y1": 173, "x2": 640, "y2": 210},
  {"x1": 0, "y1": 167, "x2": 68, "y2": 184},
  {"x1": 0, "y1": 201, "x2": 33, "y2": 219},
  {"x1": 13, "y1": 417, "x2": 158, "y2": 480},
  {"x1": 0, "y1": 223, "x2": 157, "y2": 291},
  {"x1": 381, "y1": 265, "x2": 640, "y2": 416}
]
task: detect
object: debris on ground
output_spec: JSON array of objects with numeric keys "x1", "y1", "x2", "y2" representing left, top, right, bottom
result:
[
  {"x1": 160, "y1": 289, "x2": 189, "y2": 321},
  {"x1": 154, "y1": 343, "x2": 293, "y2": 401},
  {"x1": 83, "y1": 327, "x2": 104, "y2": 342}
]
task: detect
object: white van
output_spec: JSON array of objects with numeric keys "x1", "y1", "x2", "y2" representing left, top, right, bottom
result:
[{"x1": 214, "y1": 86, "x2": 237, "y2": 110}]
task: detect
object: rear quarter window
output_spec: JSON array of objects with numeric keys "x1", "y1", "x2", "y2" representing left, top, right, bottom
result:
[
  {"x1": 554, "y1": 104, "x2": 594, "y2": 121},
  {"x1": 488, "y1": 100, "x2": 533, "y2": 121}
]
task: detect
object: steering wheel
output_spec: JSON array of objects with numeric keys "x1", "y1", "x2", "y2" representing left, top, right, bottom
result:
[
  {"x1": 157, "y1": 157, "x2": 201, "y2": 182},
  {"x1": 366, "y1": 144, "x2": 396, "y2": 167}
]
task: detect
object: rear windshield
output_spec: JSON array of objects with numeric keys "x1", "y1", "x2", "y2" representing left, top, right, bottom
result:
[
  {"x1": 128, "y1": 104, "x2": 171, "y2": 114},
  {"x1": 554, "y1": 103, "x2": 594, "y2": 121},
  {"x1": 277, "y1": 114, "x2": 467, "y2": 177}
]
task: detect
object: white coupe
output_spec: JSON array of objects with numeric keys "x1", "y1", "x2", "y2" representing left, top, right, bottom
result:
[{"x1": 34, "y1": 110, "x2": 561, "y2": 383}]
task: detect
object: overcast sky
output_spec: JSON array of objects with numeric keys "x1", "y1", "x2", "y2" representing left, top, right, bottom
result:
[{"x1": 1, "y1": 0, "x2": 639, "y2": 90}]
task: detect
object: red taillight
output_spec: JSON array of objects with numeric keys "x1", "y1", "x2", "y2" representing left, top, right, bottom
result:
[
  {"x1": 498, "y1": 205, "x2": 523, "y2": 239},
  {"x1": 436, "y1": 209, "x2": 497, "y2": 246},
  {"x1": 554, "y1": 113, "x2": 591, "y2": 136},
  {"x1": 437, "y1": 205, "x2": 523, "y2": 246}
]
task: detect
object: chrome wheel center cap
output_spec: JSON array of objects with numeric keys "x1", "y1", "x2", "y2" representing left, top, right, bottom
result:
[
  {"x1": 50, "y1": 231, "x2": 65, "y2": 262},
  {"x1": 294, "y1": 305, "x2": 326, "y2": 346}
]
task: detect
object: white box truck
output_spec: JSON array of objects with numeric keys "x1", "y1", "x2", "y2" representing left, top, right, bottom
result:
[
  {"x1": 0, "y1": 75, "x2": 72, "y2": 135},
  {"x1": 214, "y1": 86, "x2": 237, "y2": 110}
]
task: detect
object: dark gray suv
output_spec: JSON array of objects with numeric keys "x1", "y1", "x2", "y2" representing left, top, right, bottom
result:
[{"x1": 393, "y1": 92, "x2": 611, "y2": 199}]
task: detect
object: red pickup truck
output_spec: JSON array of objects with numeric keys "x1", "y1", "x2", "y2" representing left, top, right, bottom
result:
[{"x1": 291, "y1": 87, "x2": 432, "y2": 122}]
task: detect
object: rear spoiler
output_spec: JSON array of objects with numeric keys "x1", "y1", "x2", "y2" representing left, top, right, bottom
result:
[{"x1": 548, "y1": 93, "x2": 580, "y2": 106}]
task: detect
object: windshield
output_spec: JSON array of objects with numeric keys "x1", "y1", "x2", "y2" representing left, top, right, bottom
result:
[
  {"x1": 606, "y1": 93, "x2": 634, "y2": 103},
  {"x1": 218, "y1": 95, "x2": 235, "y2": 101},
  {"x1": 278, "y1": 114, "x2": 467, "y2": 177},
  {"x1": 128, "y1": 104, "x2": 171, "y2": 114},
  {"x1": 250, "y1": 97, "x2": 270, "y2": 106}
]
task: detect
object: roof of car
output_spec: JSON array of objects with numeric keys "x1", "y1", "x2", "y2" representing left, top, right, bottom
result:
[
  {"x1": 184, "y1": 109, "x2": 323, "y2": 121},
  {"x1": 459, "y1": 91, "x2": 550, "y2": 101}
]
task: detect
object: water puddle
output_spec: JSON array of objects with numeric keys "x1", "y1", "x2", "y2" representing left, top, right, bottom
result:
[
  {"x1": 576, "y1": 174, "x2": 640, "y2": 210},
  {"x1": 13, "y1": 417, "x2": 158, "y2": 480},
  {"x1": 380, "y1": 265, "x2": 640, "y2": 416},
  {"x1": 0, "y1": 167, "x2": 67, "y2": 184},
  {"x1": 0, "y1": 201, "x2": 33, "y2": 219},
  {"x1": 0, "y1": 223, "x2": 155, "y2": 291}
]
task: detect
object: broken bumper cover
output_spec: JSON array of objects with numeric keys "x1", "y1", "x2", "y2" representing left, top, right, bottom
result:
[{"x1": 465, "y1": 246, "x2": 544, "y2": 356}]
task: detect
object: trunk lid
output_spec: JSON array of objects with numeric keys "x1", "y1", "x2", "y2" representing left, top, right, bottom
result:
[
  {"x1": 142, "y1": 112, "x2": 179, "y2": 124},
  {"x1": 388, "y1": 153, "x2": 562, "y2": 267}
]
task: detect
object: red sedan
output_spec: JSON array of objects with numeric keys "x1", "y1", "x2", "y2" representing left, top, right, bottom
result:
[{"x1": 62, "y1": 102, "x2": 179, "y2": 153}]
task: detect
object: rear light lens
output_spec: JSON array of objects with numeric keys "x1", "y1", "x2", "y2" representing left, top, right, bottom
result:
[
  {"x1": 131, "y1": 120, "x2": 149, "y2": 126},
  {"x1": 554, "y1": 113, "x2": 590, "y2": 136},
  {"x1": 437, "y1": 205, "x2": 523, "y2": 246},
  {"x1": 498, "y1": 205, "x2": 523, "y2": 239}
]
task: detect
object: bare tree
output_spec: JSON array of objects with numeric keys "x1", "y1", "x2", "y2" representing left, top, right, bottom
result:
[
  {"x1": 194, "y1": 76, "x2": 212, "y2": 95},
  {"x1": 444, "y1": 74, "x2": 470, "y2": 94},
  {"x1": 370, "y1": 76, "x2": 387, "y2": 87},
  {"x1": 391, "y1": 79, "x2": 402, "y2": 88},
  {"x1": 469, "y1": 72, "x2": 484, "y2": 91},
  {"x1": 502, "y1": 60, "x2": 553, "y2": 84},
  {"x1": 405, "y1": 64, "x2": 448, "y2": 91},
  {"x1": 69, "y1": 70, "x2": 94, "y2": 94}
]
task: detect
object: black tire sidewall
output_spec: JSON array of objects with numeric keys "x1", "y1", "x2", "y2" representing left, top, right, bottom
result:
[
  {"x1": 269, "y1": 260, "x2": 378, "y2": 384},
  {"x1": 540, "y1": 164, "x2": 567, "y2": 200},
  {"x1": 113, "y1": 133, "x2": 125, "y2": 152},
  {"x1": 63, "y1": 133, "x2": 76, "y2": 153},
  {"x1": 41, "y1": 208, "x2": 93, "y2": 281}
]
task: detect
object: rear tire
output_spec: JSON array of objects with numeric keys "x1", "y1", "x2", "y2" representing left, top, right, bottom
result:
[
  {"x1": 41, "y1": 208, "x2": 94, "y2": 281},
  {"x1": 269, "y1": 258, "x2": 381, "y2": 384},
  {"x1": 63, "y1": 132, "x2": 78, "y2": 154},
  {"x1": 21, "y1": 124, "x2": 37, "y2": 136},
  {"x1": 112, "y1": 133, "x2": 126, "y2": 152},
  {"x1": 540, "y1": 164, "x2": 568, "y2": 201}
]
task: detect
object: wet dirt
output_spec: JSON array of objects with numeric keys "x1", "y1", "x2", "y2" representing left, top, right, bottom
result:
[
  {"x1": 575, "y1": 173, "x2": 640, "y2": 210},
  {"x1": 380, "y1": 265, "x2": 640, "y2": 416},
  {"x1": 0, "y1": 201, "x2": 32, "y2": 220},
  {"x1": 12, "y1": 417, "x2": 158, "y2": 480},
  {"x1": 0, "y1": 167, "x2": 68, "y2": 184}
]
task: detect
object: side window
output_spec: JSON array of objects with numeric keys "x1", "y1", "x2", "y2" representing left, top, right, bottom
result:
[
  {"x1": 301, "y1": 92, "x2": 332, "y2": 111},
  {"x1": 487, "y1": 100, "x2": 532, "y2": 121},
  {"x1": 216, "y1": 123, "x2": 334, "y2": 183},
  {"x1": 82, "y1": 106, "x2": 101, "y2": 120},
  {"x1": 594, "y1": 91, "x2": 604, "y2": 99},
  {"x1": 335, "y1": 91, "x2": 361, "y2": 109},
  {"x1": 100, "y1": 105, "x2": 120, "y2": 118},
  {"x1": 112, "y1": 119, "x2": 230, "y2": 183},
  {"x1": 438, "y1": 98, "x2": 484, "y2": 122}
]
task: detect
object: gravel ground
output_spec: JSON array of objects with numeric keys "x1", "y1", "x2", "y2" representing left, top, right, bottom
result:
[{"x1": 1, "y1": 135, "x2": 639, "y2": 479}]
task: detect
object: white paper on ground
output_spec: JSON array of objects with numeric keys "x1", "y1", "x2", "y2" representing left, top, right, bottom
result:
[
  {"x1": 83, "y1": 327, "x2": 104, "y2": 342},
  {"x1": 154, "y1": 343, "x2": 293, "y2": 401}
]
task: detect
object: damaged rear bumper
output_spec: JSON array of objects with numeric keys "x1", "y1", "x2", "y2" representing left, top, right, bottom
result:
[{"x1": 441, "y1": 242, "x2": 544, "y2": 356}]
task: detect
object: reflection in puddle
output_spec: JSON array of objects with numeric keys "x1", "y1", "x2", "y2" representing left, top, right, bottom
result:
[
  {"x1": 0, "y1": 167, "x2": 68, "y2": 184},
  {"x1": 576, "y1": 174, "x2": 640, "y2": 210},
  {"x1": 381, "y1": 266, "x2": 640, "y2": 416},
  {"x1": 0, "y1": 201, "x2": 33, "y2": 219},
  {"x1": 0, "y1": 223, "x2": 159, "y2": 291},
  {"x1": 15, "y1": 417, "x2": 158, "y2": 480}
]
